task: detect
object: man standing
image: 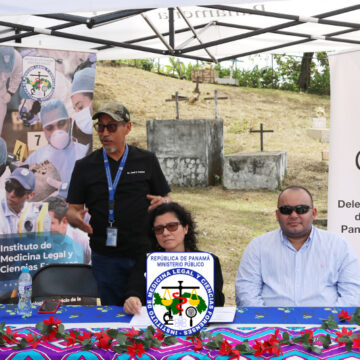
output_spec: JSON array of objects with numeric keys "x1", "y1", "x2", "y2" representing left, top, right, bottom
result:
[
  {"x1": 236, "y1": 185, "x2": 360, "y2": 307},
  {"x1": 46, "y1": 196, "x2": 91, "y2": 264},
  {"x1": 0, "y1": 167, "x2": 35, "y2": 234},
  {"x1": 66, "y1": 102, "x2": 171, "y2": 305}
]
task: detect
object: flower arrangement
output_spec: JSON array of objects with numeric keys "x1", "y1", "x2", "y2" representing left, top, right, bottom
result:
[
  {"x1": 316, "y1": 106, "x2": 326, "y2": 117},
  {"x1": 1, "y1": 309, "x2": 360, "y2": 357}
]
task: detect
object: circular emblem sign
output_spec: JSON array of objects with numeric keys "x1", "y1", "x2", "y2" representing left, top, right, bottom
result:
[
  {"x1": 22, "y1": 64, "x2": 55, "y2": 101},
  {"x1": 146, "y1": 268, "x2": 215, "y2": 336}
]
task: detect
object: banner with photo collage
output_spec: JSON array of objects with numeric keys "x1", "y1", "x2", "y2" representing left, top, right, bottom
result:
[{"x1": 0, "y1": 45, "x2": 96, "y2": 301}]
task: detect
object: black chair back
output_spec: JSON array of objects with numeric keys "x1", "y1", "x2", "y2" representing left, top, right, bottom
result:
[{"x1": 32, "y1": 264, "x2": 99, "y2": 301}]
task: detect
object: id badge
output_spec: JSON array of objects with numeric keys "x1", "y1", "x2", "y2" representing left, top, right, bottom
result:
[{"x1": 106, "y1": 227, "x2": 118, "y2": 247}]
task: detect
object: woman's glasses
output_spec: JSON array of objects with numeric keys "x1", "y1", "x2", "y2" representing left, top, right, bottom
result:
[
  {"x1": 94, "y1": 122, "x2": 124, "y2": 133},
  {"x1": 5, "y1": 180, "x2": 28, "y2": 198},
  {"x1": 278, "y1": 205, "x2": 312, "y2": 215},
  {"x1": 153, "y1": 222, "x2": 181, "y2": 235}
]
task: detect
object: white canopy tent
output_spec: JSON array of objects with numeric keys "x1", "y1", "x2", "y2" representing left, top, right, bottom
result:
[{"x1": 0, "y1": 0, "x2": 359, "y2": 61}]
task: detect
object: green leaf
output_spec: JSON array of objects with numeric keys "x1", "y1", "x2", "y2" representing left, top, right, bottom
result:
[
  {"x1": 206, "y1": 341, "x2": 220, "y2": 350},
  {"x1": 318, "y1": 334, "x2": 331, "y2": 348},
  {"x1": 14, "y1": 338, "x2": 28, "y2": 350},
  {"x1": 310, "y1": 345, "x2": 322, "y2": 354},
  {"x1": 144, "y1": 330, "x2": 153, "y2": 341},
  {"x1": 346, "y1": 341, "x2": 354, "y2": 352},
  {"x1": 116, "y1": 333, "x2": 127, "y2": 345},
  {"x1": 143, "y1": 339, "x2": 152, "y2": 350},
  {"x1": 164, "y1": 336, "x2": 178, "y2": 345},
  {"x1": 320, "y1": 315, "x2": 338, "y2": 329},
  {"x1": 113, "y1": 345, "x2": 126, "y2": 354},
  {"x1": 214, "y1": 333, "x2": 224, "y2": 346},
  {"x1": 35, "y1": 322, "x2": 46, "y2": 332},
  {"x1": 235, "y1": 340, "x2": 255, "y2": 354},
  {"x1": 107, "y1": 329, "x2": 118, "y2": 338},
  {"x1": 151, "y1": 338, "x2": 162, "y2": 348},
  {"x1": 146, "y1": 326, "x2": 155, "y2": 335},
  {"x1": 200, "y1": 331, "x2": 212, "y2": 339},
  {"x1": 279, "y1": 331, "x2": 292, "y2": 345}
]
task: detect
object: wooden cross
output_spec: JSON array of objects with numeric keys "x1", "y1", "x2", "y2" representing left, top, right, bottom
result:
[
  {"x1": 204, "y1": 90, "x2": 228, "y2": 119},
  {"x1": 165, "y1": 91, "x2": 189, "y2": 120},
  {"x1": 250, "y1": 123, "x2": 274, "y2": 152}
]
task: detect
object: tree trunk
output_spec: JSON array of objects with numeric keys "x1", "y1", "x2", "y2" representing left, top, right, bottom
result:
[{"x1": 298, "y1": 52, "x2": 313, "y2": 91}]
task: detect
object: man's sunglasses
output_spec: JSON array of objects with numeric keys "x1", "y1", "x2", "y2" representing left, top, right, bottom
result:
[
  {"x1": 94, "y1": 122, "x2": 124, "y2": 133},
  {"x1": 278, "y1": 205, "x2": 312, "y2": 215},
  {"x1": 44, "y1": 119, "x2": 67, "y2": 132},
  {"x1": 153, "y1": 222, "x2": 181, "y2": 235},
  {"x1": 5, "y1": 180, "x2": 28, "y2": 197}
]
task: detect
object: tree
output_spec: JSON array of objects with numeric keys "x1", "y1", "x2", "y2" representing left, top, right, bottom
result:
[{"x1": 298, "y1": 52, "x2": 314, "y2": 91}]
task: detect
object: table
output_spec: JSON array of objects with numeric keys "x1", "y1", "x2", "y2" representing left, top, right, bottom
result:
[{"x1": 1, "y1": 305, "x2": 360, "y2": 360}]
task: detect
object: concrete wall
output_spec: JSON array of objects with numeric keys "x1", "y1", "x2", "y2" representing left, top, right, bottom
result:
[
  {"x1": 223, "y1": 151, "x2": 287, "y2": 190},
  {"x1": 147, "y1": 119, "x2": 223, "y2": 187}
]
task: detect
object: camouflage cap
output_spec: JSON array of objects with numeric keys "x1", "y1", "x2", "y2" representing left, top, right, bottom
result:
[{"x1": 92, "y1": 102, "x2": 130, "y2": 122}]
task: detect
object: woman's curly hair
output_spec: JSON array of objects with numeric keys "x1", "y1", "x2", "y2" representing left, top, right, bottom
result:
[{"x1": 148, "y1": 202, "x2": 198, "y2": 252}]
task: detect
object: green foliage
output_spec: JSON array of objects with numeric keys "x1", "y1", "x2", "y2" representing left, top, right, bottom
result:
[{"x1": 109, "y1": 53, "x2": 330, "y2": 95}]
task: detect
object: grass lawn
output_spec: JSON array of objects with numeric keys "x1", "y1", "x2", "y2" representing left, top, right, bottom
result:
[{"x1": 93, "y1": 63, "x2": 330, "y2": 305}]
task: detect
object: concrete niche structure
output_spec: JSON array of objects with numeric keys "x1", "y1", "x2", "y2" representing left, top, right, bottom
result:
[
  {"x1": 146, "y1": 119, "x2": 223, "y2": 187},
  {"x1": 223, "y1": 151, "x2": 287, "y2": 190}
]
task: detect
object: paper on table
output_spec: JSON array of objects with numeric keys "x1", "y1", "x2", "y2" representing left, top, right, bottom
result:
[
  {"x1": 129, "y1": 307, "x2": 152, "y2": 327},
  {"x1": 129, "y1": 307, "x2": 236, "y2": 327},
  {"x1": 210, "y1": 307, "x2": 236, "y2": 323}
]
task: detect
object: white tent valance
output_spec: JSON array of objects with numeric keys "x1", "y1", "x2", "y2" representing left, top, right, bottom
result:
[{"x1": 0, "y1": 0, "x2": 359, "y2": 61}]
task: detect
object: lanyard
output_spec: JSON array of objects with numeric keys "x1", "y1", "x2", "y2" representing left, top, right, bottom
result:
[{"x1": 103, "y1": 144, "x2": 129, "y2": 226}]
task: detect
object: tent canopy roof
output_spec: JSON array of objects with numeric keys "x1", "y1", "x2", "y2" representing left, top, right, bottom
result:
[{"x1": 0, "y1": 0, "x2": 359, "y2": 61}]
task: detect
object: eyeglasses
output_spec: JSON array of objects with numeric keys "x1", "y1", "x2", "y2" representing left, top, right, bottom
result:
[
  {"x1": 94, "y1": 122, "x2": 124, "y2": 133},
  {"x1": 278, "y1": 205, "x2": 312, "y2": 215},
  {"x1": 44, "y1": 119, "x2": 67, "y2": 132},
  {"x1": 5, "y1": 180, "x2": 28, "y2": 197},
  {"x1": 153, "y1": 222, "x2": 181, "y2": 235}
]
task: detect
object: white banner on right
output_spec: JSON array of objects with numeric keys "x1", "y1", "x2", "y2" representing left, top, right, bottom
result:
[{"x1": 328, "y1": 49, "x2": 360, "y2": 259}]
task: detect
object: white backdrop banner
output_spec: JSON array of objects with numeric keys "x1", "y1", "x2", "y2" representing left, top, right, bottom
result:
[{"x1": 328, "y1": 49, "x2": 360, "y2": 259}]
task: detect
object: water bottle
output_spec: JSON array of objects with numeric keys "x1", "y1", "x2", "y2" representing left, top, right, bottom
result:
[{"x1": 17, "y1": 267, "x2": 32, "y2": 316}]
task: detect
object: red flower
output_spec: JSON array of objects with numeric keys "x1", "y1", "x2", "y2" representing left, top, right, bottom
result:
[
  {"x1": 253, "y1": 340, "x2": 266, "y2": 357},
  {"x1": 43, "y1": 316, "x2": 62, "y2": 326},
  {"x1": 125, "y1": 327, "x2": 141, "y2": 339},
  {"x1": 24, "y1": 333, "x2": 41, "y2": 348},
  {"x1": 353, "y1": 335, "x2": 360, "y2": 350},
  {"x1": 78, "y1": 331, "x2": 92, "y2": 342},
  {"x1": 127, "y1": 342, "x2": 146, "y2": 357},
  {"x1": 301, "y1": 329, "x2": 314, "y2": 343},
  {"x1": 2, "y1": 327, "x2": 22, "y2": 344},
  {"x1": 95, "y1": 331, "x2": 113, "y2": 350},
  {"x1": 194, "y1": 338, "x2": 203, "y2": 351},
  {"x1": 153, "y1": 329, "x2": 164, "y2": 341},
  {"x1": 65, "y1": 330, "x2": 77, "y2": 347},
  {"x1": 230, "y1": 348, "x2": 240, "y2": 360},
  {"x1": 338, "y1": 310, "x2": 352, "y2": 322},
  {"x1": 42, "y1": 328, "x2": 58, "y2": 342},
  {"x1": 186, "y1": 336, "x2": 196, "y2": 344},
  {"x1": 219, "y1": 339, "x2": 232, "y2": 355},
  {"x1": 335, "y1": 327, "x2": 353, "y2": 345}
]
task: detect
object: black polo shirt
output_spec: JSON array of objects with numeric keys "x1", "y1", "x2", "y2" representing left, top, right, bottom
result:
[{"x1": 67, "y1": 146, "x2": 171, "y2": 257}]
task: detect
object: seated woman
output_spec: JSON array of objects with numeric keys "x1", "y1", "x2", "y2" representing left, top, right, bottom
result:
[{"x1": 123, "y1": 202, "x2": 225, "y2": 314}]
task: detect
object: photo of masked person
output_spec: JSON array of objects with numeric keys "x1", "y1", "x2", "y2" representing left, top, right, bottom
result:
[
  {"x1": 71, "y1": 67, "x2": 95, "y2": 144},
  {"x1": 25, "y1": 98, "x2": 90, "y2": 198},
  {"x1": 0, "y1": 46, "x2": 22, "y2": 135}
]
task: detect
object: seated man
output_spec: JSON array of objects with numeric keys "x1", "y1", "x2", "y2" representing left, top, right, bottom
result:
[{"x1": 235, "y1": 185, "x2": 360, "y2": 307}]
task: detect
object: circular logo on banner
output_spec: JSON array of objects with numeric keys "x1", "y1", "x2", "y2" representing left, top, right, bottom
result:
[
  {"x1": 22, "y1": 65, "x2": 55, "y2": 101},
  {"x1": 146, "y1": 268, "x2": 214, "y2": 336}
]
